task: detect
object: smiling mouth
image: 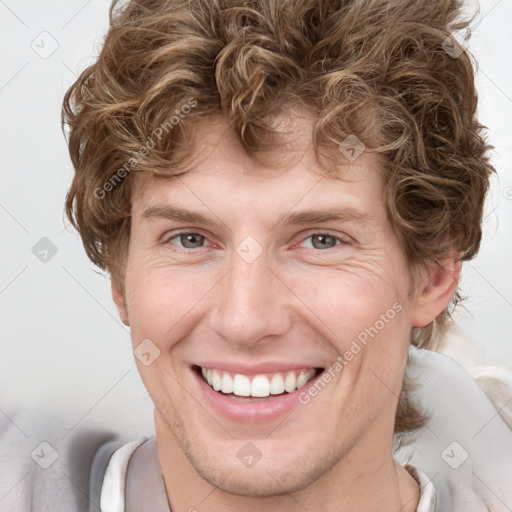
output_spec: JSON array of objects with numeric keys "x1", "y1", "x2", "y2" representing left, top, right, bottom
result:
[{"x1": 194, "y1": 365, "x2": 324, "y2": 400}]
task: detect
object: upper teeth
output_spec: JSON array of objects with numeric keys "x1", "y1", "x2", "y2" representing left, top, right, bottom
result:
[{"x1": 201, "y1": 367, "x2": 317, "y2": 398}]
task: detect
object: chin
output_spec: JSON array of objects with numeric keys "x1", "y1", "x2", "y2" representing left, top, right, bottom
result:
[
  {"x1": 188, "y1": 454, "x2": 317, "y2": 497},
  {"x1": 180, "y1": 432, "x2": 348, "y2": 499}
]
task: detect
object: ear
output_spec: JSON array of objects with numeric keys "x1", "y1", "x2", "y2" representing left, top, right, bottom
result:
[
  {"x1": 111, "y1": 278, "x2": 129, "y2": 326},
  {"x1": 410, "y1": 256, "x2": 462, "y2": 328}
]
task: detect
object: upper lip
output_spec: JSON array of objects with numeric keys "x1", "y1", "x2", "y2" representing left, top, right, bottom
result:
[{"x1": 193, "y1": 362, "x2": 324, "y2": 376}]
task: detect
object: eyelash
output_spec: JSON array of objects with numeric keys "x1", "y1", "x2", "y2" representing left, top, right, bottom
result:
[{"x1": 162, "y1": 230, "x2": 350, "y2": 252}]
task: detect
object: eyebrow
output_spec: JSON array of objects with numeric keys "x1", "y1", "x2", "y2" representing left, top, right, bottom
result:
[
  {"x1": 141, "y1": 204, "x2": 216, "y2": 225},
  {"x1": 141, "y1": 204, "x2": 371, "y2": 227}
]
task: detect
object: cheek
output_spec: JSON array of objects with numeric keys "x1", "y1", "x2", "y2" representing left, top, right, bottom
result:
[
  {"x1": 287, "y1": 261, "x2": 411, "y2": 349},
  {"x1": 286, "y1": 258, "x2": 413, "y2": 403},
  {"x1": 325, "y1": 276, "x2": 411, "y2": 403},
  {"x1": 124, "y1": 259, "x2": 216, "y2": 347}
]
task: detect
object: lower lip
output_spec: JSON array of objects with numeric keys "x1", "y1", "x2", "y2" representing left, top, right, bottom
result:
[{"x1": 192, "y1": 368, "x2": 320, "y2": 424}]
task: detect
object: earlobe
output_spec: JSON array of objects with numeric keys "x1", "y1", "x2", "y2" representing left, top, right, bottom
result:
[
  {"x1": 111, "y1": 278, "x2": 129, "y2": 326},
  {"x1": 410, "y1": 257, "x2": 462, "y2": 328}
]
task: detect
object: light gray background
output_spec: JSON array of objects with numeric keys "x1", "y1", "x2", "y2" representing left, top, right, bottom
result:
[{"x1": 0, "y1": 0, "x2": 511, "y2": 495}]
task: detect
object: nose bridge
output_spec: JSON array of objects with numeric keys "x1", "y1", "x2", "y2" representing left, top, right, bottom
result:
[{"x1": 209, "y1": 242, "x2": 290, "y2": 346}]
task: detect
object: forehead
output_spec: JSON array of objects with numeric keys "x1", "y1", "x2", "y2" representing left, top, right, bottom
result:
[{"x1": 132, "y1": 115, "x2": 385, "y2": 215}]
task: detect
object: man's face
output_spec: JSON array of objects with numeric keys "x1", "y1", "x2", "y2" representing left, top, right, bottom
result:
[{"x1": 119, "y1": 117, "x2": 418, "y2": 495}]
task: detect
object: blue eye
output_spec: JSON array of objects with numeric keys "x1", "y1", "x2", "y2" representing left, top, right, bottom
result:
[
  {"x1": 167, "y1": 232, "x2": 207, "y2": 249},
  {"x1": 299, "y1": 233, "x2": 345, "y2": 250},
  {"x1": 163, "y1": 231, "x2": 347, "y2": 252}
]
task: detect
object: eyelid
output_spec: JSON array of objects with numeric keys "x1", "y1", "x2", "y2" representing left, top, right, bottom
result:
[
  {"x1": 161, "y1": 228, "x2": 351, "y2": 250},
  {"x1": 294, "y1": 229, "x2": 351, "y2": 247},
  {"x1": 161, "y1": 229, "x2": 215, "y2": 248}
]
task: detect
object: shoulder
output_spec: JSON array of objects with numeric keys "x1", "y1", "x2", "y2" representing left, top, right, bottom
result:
[
  {"x1": 0, "y1": 429, "x2": 127, "y2": 512},
  {"x1": 395, "y1": 346, "x2": 512, "y2": 511}
]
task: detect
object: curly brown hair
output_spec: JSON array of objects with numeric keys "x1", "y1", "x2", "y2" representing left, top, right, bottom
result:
[{"x1": 62, "y1": 0, "x2": 495, "y2": 433}]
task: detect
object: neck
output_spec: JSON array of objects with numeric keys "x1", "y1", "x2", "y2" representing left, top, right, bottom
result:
[{"x1": 154, "y1": 413, "x2": 420, "y2": 512}]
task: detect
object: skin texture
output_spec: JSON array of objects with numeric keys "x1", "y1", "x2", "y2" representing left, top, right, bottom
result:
[{"x1": 112, "y1": 116, "x2": 460, "y2": 511}]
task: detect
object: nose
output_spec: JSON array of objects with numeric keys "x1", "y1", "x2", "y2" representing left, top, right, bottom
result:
[{"x1": 208, "y1": 245, "x2": 291, "y2": 348}]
